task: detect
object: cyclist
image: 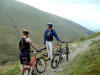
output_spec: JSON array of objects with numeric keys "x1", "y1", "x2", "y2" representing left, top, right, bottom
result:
[
  {"x1": 19, "y1": 30, "x2": 39, "y2": 74},
  {"x1": 44, "y1": 23, "x2": 62, "y2": 60}
]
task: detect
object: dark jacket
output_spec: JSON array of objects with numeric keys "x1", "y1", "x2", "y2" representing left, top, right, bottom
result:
[{"x1": 44, "y1": 29, "x2": 61, "y2": 44}]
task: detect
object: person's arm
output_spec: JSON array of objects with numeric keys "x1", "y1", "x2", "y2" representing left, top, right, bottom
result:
[
  {"x1": 53, "y1": 29, "x2": 62, "y2": 42},
  {"x1": 30, "y1": 40, "x2": 39, "y2": 50},
  {"x1": 44, "y1": 30, "x2": 47, "y2": 45},
  {"x1": 26, "y1": 38, "x2": 39, "y2": 50}
]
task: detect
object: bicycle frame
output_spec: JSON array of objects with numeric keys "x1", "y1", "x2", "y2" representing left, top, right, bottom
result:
[
  {"x1": 28, "y1": 48, "x2": 47, "y2": 69},
  {"x1": 22, "y1": 48, "x2": 46, "y2": 75},
  {"x1": 54, "y1": 42, "x2": 72, "y2": 60},
  {"x1": 29, "y1": 53, "x2": 37, "y2": 69},
  {"x1": 21, "y1": 52, "x2": 37, "y2": 70},
  {"x1": 51, "y1": 41, "x2": 73, "y2": 69}
]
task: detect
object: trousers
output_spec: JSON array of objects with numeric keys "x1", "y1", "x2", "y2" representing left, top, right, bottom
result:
[{"x1": 46, "y1": 41, "x2": 53, "y2": 60}]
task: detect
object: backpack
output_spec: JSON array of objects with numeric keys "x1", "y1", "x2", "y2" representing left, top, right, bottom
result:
[{"x1": 19, "y1": 38, "x2": 26, "y2": 50}]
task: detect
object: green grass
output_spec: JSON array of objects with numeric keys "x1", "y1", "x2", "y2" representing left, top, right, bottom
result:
[
  {"x1": 78, "y1": 32, "x2": 100, "y2": 42},
  {"x1": 0, "y1": 34, "x2": 99, "y2": 75},
  {"x1": 1, "y1": 40, "x2": 100, "y2": 75},
  {"x1": 0, "y1": 62, "x2": 20, "y2": 75},
  {"x1": 60, "y1": 40, "x2": 100, "y2": 75},
  {"x1": 0, "y1": 0, "x2": 93, "y2": 65}
]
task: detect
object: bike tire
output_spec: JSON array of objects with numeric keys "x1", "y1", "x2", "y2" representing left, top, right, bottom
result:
[
  {"x1": 22, "y1": 68, "x2": 30, "y2": 75},
  {"x1": 66, "y1": 46, "x2": 69, "y2": 61},
  {"x1": 32, "y1": 69, "x2": 37, "y2": 75},
  {"x1": 36, "y1": 57, "x2": 46, "y2": 73},
  {"x1": 51, "y1": 54, "x2": 60, "y2": 69},
  {"x1": 66, "y1": 53, "x2": 69, "y2": 61}
]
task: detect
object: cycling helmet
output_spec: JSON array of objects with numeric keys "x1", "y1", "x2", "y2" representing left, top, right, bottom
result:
[
  {"x1": 23, "y1": 29, "x2": 29, "y2": 35},
  {"x1": 47, "y1": 23, "x2": 53, "y2": 27}
]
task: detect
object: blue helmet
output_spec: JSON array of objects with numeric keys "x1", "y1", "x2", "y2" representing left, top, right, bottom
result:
[{"x1": 47, "y1": 23, "x2": 53, "y2": 27}]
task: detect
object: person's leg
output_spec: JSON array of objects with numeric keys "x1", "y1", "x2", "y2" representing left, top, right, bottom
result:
[
  {"x1": 27, "y1": 65, "x2": 31, "y2": 70},
  {"x1": 27, "y1": 56, "x2": 31, "y2": 69},
  {"x1": 20, "y1": 56, "x2": 24, "y2": 73},
  {"x1": 20, "y1": 64, "x2": 24, "y2": 72},
  {"x1": 49, "y1": 41, "x2": 53, "y2": 60},
  {"x1": 46, "y1": 41, "x2": 50, "y2": 58}
]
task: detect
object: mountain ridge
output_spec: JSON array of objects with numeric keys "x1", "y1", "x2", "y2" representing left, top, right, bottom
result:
[{"x1": 0, "y1": 0, "x2": 94, "y2": 63}]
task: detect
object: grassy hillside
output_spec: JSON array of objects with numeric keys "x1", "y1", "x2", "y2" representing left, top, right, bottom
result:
[
  {"x1": 0, "y1": 0, "x2": 94, "y2": 64},
  {"x1": 78, "y1": 32, "x2": 100, "y2": 42},
  {"x1": 0, "y1": 62, "x2": 20, "y2": 75},
  {"x1": 60, "y1": 40, "x2": 100, "y2": 75},
  {"x1": 0, "y1": 33, "x2": 99, "y2": 75}
]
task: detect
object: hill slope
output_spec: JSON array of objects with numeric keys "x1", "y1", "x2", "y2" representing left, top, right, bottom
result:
[
  {"x1": 60, "y1": 33, "x2": 100, "y2": 75},
  {"x1": 0, "y1": 32, "x2": 100, "y2": 75},
  {"x1": 0, "y1": 0, "x2": 93, "y2": 63}
]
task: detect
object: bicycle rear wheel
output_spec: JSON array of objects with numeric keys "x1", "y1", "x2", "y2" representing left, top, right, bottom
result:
[
  {"x1": 51, "y1": 54, "x2": 60, "y2": 69},
  {"x1": 36, "y1": 57, "x2": 46, "y2": 73},
  {"x1": 22, "y1": 68, "x2": 30, "y2": 75},
  {"x1": 66, "y1": 47, "x2": 69, "y2": 61},
  {"x1": 66, "y1": 53, "x2": 69, "y2": 61}
]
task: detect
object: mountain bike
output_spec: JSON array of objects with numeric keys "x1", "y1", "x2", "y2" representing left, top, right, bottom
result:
[
  {"x1": 22, "y1": 48, "x2": 46, "y2": 75},
  {"x1": 51, "y1": 41, "x2": 72, "y2": 69}
]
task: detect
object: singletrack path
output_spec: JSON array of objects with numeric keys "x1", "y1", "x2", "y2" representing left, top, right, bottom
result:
[{"x1": 39, "y1": 36, "x2": 100, "y2": 75}]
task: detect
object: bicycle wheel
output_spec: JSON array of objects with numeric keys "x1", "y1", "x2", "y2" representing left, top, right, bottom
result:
[
  {"x1": 66, "y1": 53, "x2": 69, "y2": 61},
  {"x1": 51, "y1": 54, "x2": 60, "y2": 69},
  {"x1": 36, "y1": 57, "x2": 46, "y2": 73},
  {"x1": 66, "y1": 47, "x2": 69, "y2": 61},
  {"x1": 22, "y1": 68, "x2": 30, "y2": 75},
  {"x1": 32, "y1": 69, "x2": 37, "y2": 75}
]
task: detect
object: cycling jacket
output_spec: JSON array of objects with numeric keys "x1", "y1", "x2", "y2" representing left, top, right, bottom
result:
[{"x1": 44, "y1": 29, "x2": 61, "y2": 44}]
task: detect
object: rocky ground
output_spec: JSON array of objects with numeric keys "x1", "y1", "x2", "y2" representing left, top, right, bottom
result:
[{"x1": 39, "y1": 36, "x2": 100, "y2": 75}]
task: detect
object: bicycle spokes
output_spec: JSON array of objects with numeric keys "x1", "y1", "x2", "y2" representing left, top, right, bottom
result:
[
  {"x1": 31, "y1": 69, "x2": 37, "y2": 75},
  {"x1": 24, "y1": 71, "x2": 28, "y2": 75},
  {"x1": 37, "y1": 59, "x2": 42, "y2": 65},
  {"x1": 22, "y1": 68, "x2": 30, "y2": 75},
  {"x1": 36, "y1": 57, "x2": 46, "y2": 73}
]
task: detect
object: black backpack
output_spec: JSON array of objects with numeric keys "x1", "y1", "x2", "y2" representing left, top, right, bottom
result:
[{"x1": 19, "y1": 38, "x2": 26, "y2": 50}]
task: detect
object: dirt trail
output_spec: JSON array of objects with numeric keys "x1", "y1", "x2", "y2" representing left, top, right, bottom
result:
[{"x1": 39, "y1": 36, "x2": 100, "y2": 75}]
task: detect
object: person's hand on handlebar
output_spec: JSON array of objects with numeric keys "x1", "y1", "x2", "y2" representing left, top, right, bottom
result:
[
  {"x1": 37, "y1": 49, "x2": 42, "y2": 52},
  {"x1": 61, "y1": 41, "x2": 64, "y2": 43}
]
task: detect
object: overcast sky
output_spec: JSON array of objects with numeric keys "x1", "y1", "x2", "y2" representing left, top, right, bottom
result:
[{"x1": 17, "y1": 0, "x2": 100, "y2": 32}]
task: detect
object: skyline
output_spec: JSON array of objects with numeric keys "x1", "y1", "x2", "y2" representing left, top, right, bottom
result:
[{"x1": 17, "y1": 0, "x2": 100, "y2": 32}]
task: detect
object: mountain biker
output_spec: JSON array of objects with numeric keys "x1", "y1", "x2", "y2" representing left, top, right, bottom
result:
[
  {"x1": 44, "y1": 23, "x2": 62, "y2": 60},
  {"x1": 19, "y1": 30, "x2": 39, "y2": 74}
]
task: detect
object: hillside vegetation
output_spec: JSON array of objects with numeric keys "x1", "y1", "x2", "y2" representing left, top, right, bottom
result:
[
  {"x1": 0, "y1": 0, "x2": 93, "y2": 64},
  {"x1": 79, "y1": 32, "x2": 100, "y2": 41},
  {"x1": 0, "y1": 32, "x2": 99, "y2": 75},
  {"x1": 0, "y1": 62, "x2": 19, "y2": 75},
  {"x1": 60, "y1": 36, "x2": 100, "y2": 75}
]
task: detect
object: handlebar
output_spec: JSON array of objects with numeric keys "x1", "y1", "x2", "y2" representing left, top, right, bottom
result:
[
  {"x1": 29, "y1": 47, "x2": 47, "y2": 53},
  {"x1": 56, "y1": 41, "x2": 73, "y2": 47},
  {"x1": 61, "y1": 41, "x2": 73, "y2": 43},
  {"x1": 40, "y1": 47, "x2": 47, "y2": 50}
]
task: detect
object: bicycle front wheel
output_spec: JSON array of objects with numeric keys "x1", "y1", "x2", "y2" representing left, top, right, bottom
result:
[
  {"x1": 22, "y1": 68, "x2": 30, "y2": 75},
  {"x1": 36, "y1": 57, "x2": 46, "y2": 73},
  {"x1": 31, "y1": 69, "x2": 37, "y2": 75},
  {"x1": 51, "y1": 54, "x2": 60, "y2": 69}
]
